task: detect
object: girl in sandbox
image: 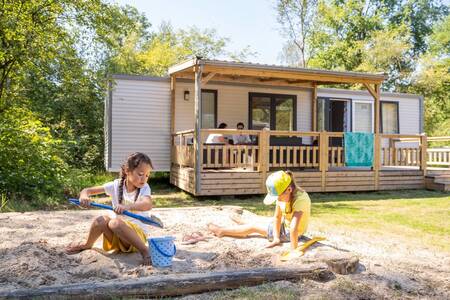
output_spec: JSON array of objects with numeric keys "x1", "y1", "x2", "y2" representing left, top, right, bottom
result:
[
  {"x1": 208, "y1": 170, "x2": 310, "y2": 250},
  {"x1": 65, "y1": 152, "x2": 155, "y2": 265}
]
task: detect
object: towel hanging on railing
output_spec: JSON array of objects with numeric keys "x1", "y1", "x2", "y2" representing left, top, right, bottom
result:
[{"x1": 344, "y1": 132, "x2": 374, "y2": 167}]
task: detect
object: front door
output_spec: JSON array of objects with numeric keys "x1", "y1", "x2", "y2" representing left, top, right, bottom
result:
[{"x1": 317, "y1": 97, "x2": 351, "y2": 146}]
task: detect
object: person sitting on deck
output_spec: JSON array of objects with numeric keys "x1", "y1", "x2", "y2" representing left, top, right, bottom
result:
[
  {"x1": 208, "y1": 170, "x2": 311, "y2": 250},
  {"x1": 205, "y1": 122, "x2": 228, "y2": 144},
  {"x1": 232, "y1": 122, "x2": 252, "y2": 145}
]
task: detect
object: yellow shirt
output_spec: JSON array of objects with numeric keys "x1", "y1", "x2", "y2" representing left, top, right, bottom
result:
[{"x1": 279, "y1": 190, "x2": 311, "y2": 236}]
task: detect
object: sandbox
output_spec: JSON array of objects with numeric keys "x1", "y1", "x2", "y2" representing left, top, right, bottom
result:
[{"x1": 0, "y1": 206, "x2": 358, "y2": 298}]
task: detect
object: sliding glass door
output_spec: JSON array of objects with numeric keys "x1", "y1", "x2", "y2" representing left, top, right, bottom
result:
[{"x1": 249, "y1": 93, "x2": 296, "y2": 131}]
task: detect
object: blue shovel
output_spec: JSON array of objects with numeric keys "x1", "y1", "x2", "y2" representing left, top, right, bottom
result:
[{"x1": 69, "y1": 198, "x2": 164, "y2": 228}]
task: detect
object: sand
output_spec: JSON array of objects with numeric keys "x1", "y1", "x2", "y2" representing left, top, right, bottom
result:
[{"x1": 0, "y1": 206, "x2": 339, "y2": 292}]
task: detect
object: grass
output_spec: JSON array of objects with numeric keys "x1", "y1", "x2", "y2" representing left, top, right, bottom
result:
[
  {"x1": 2, "y1": 171, "x2": 449, "y2": 252},
  {"x1": 151, "y1": 187, "x2": 450, "y2": 253}
]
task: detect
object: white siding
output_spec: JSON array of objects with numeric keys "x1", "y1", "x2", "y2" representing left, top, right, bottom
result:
[
  {"x1": 317, "y1": 88, "x2": 421, "y2": 134},
  {"x1": 109, "y1": 79, "x2": 171, "y2": 171},
  {"x1": 107, "y1": 78, "x2": 422, "y2": 172},
  {"x1": 174, "y1": 82, "x2": 312, "y2": 134}
]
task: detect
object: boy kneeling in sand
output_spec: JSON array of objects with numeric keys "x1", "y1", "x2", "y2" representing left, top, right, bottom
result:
[{"x1": 208, "y1": 170, "x2": 310, "y2": 250}]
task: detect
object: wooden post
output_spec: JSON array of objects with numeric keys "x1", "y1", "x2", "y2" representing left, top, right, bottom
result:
[
  {"x1": 319, "y1": 132, "x2": 328, "y2": 192},
  {"x1": 170, "y1": 75, "x2": 176, "y2": 134},
  {"x1": 374, "y1": 84, "x2": 380, "y2": 135},
  {"x1": 170, "y1": 76, "x2": 176, "y2": 173},
  {"x1": 374, "y1": 84, "x2": 381, "y2": 190},
  {"x1": 259, "y1": 128, "x2": 270, "y2": 192},
  {"x1": 420, "y1": 135, "x2": 427, "y2": 176},
  {"x1": 374, "y1": 134, "x2": 381, "y2": 189},
  {"x1": 194, "y1": 63, "x2": 203, "y2": 196}
]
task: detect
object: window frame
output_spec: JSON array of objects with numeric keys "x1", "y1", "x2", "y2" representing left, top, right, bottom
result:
[
  {"x1": 380, "y1": 101, "x2": 400, "y2": 134},
  {"x1": 201, "y1": 89, "x2": 218, "y2": 129},
  {"x1": 248, "y1": 92, "x2": 297, "y2": 131},
  {"x1": 352, "y1": 100, "x2": 374, "y2": 133}
]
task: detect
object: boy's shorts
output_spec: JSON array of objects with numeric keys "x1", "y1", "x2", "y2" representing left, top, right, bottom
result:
[{"x1": 267, "y1": 222, "x2": 291, "y2": 242}]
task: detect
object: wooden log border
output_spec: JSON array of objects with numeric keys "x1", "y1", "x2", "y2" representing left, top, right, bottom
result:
[{"x1": 1, "y1": 266, "x2": 333, "y2": 299}]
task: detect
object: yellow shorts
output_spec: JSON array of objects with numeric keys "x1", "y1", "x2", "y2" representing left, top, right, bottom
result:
[{"x1": 103, "y1": 220, "x2": 147, "y2": 253}]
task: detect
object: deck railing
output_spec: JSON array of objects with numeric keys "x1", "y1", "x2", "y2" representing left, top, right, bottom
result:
[
  {"x1": 172, "y1": 129, "x2": 429, "y2": 171},
  {"x1": 427, "y1": 136, "x2": 450, "y2": 167},
  {"x1": 171, "y1": 130, "x2": 195, "y2": 168},
  {"x1": 380, "y1": 134, "x2": 425, "y2": 168},
  {"x1": 200, "y1": 129, "x2": 261, "y2": 170}
]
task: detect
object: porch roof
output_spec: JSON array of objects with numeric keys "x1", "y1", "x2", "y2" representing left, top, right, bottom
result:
[{"x1": 168, "y1": 58, "x2": 386, "y2": 85}]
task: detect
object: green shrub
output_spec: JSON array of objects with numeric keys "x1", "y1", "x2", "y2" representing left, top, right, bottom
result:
[{"x1": 0, "y1": 107, "x2": 67, "y2": 201}]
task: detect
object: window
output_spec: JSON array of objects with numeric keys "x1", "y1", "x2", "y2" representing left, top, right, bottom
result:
[
  {"x1": 381, "y1": 101, "x2": 399, "y2": 133},
  {"x1": 201, "y1": 90, "x2": 217, "y2": 129},
  {"x1": 353, "y1": 101, "x2": 373, "y2": 132},
  {"x1": 249, "y1": 93, "x2": 296, "y2": 130}
]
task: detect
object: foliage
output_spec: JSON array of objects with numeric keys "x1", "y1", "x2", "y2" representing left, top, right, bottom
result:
[
  {"x1": 0, "y1": 107, "x2": 67, "y2": 201},
  {"x1": 109, "y1": 22, "x2": 256, "y2": 76},
  {"x1": 276, "y1": 0, "x2": 319, "y2": 67},
  {"x1": 276, "y1": 0, "x2": 449, "y2": 134}
]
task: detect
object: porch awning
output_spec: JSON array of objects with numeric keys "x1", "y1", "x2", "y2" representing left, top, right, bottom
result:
[{"x1": 168, "y1": 58, "x2": 386, "y2": 85}]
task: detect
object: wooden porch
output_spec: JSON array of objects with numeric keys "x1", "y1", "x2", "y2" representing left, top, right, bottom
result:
[
  {"x1": 170, "y1": 129, "x2": 436, "y2": 196},
  {"x1": 167, "y1": 58, "x2": 448, "y2": 195}
]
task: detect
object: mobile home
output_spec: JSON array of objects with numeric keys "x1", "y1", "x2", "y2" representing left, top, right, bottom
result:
[{"x1": 105, "y1": 58, "x2": 432, "y2": 195}]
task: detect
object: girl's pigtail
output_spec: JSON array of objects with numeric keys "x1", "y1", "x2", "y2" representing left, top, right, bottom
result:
[{"x1": 118, "y1": 165, "x2": 127, "y2": 205}]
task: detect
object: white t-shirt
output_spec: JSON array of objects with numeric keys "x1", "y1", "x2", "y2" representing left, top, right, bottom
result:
[
  {"x1": 103, "y1": 179, "x2": 152, "y2": 234},
  {"x1": 205, "y1": 133, "x2": 225, "y2": 144}
]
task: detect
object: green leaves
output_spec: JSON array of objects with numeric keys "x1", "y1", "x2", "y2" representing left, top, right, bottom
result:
[{"x1": 0, "y1": 107, "x2": 68, "y2": 200}]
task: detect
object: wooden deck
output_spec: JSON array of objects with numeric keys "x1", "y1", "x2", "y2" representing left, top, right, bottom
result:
[
  {"x1": 170, "y1": 130, "x2": 448, "y2": 196},
  {"x1": 171, "y1": 165, "x2": 426, "y2": 196}
]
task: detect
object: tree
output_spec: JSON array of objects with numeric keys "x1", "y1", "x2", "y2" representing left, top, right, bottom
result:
[
  {"x1": 109, "y1": 22, "x2": 256, "y2": 76},
  {"x1": 408, "y1": 15, "x2": 450, "y2": 135},
  {"x1": 276, "y1": 0, "x2": 319, "y2": 67},
  {"x1": 276, "y1": 0, "x2": 448, "y2": 89}
]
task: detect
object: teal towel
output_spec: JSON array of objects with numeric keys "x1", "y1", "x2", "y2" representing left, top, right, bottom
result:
[{"x1": 344, "y1": 132, "x2": 374, "y2": 167}]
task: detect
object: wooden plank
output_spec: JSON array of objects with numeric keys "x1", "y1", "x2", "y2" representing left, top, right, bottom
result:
[
  {"x1": 374, "y1": 133, "x2": 380, "y2": 189},
  {"x1": 326, "y1": 181, "x2": 375, "y2": 187},
  {"x1": 292, "y1": 171, "x2": 322, "y2": 178},
  {"x1": 325, "y1": 185, "x2": 376, "y2": 192},
  {"x1": 0, "y1": 266, "x2": 332, "y2": 299},
  {"x1": 299, "y1": 146, "x2": 304, "y2": 167},
  {"x1": 201, "y1": 172, "x2": 262, "y2": 179},
  {"x1": 421, "y1": 135, "x2": 427, "y2": 175},
  {"x1": 296, "y1": 181, "x2": 322, "y2": 189},
  {"x1": 379, "y1": 179, "x2": 424, "y2": 185},
  {"x1": 379, "y1": 170, "x2": 423, "y2": 176},
  {"x1": 201, "y1": 183, "x2": 262, "y2": 190},
  {"x1": 201, "y1": 178, "x2": 261, "y2": 185},
  {"x1": 200, "y1": 188, "x2": 263, "y2": 195},
  {"x1": 326, "y1": 176, "x2": 375, "y2": 182},
  {"x1": 306, "y1": 146, "x2": 311, "y2": 167},
  {"x1": 293, "y1": 177, "x2": 323, "y2": 183},
  {"x1": 378, "y1": 176, "x2": 424, "y2": 181},
  {"x1": 379, "y1": 184, "x2": 425, "y2": 190},
  {"x1": 293, "y1": 147, "x2": 298, "y2": 167},
  {"x1": 194, "y1": 65, "x2": 203, "y2": 195},
  {"x1": 203, "y1": 65, "x2": 384, "y2": 84},
  {"x1": 326, "y1": 171, "x2": 374, "y2": 177}
]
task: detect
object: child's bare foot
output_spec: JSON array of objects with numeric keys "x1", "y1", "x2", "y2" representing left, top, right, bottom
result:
[
  {"x1": 207, "y1": 223, "x2": 224, "y2": 237},
  {"x1": 230, "y1": 214, "x2": 246, "y2": 225},
  {"x1": 65, "y1": 242, "x2": 90, "y2": 255}
]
